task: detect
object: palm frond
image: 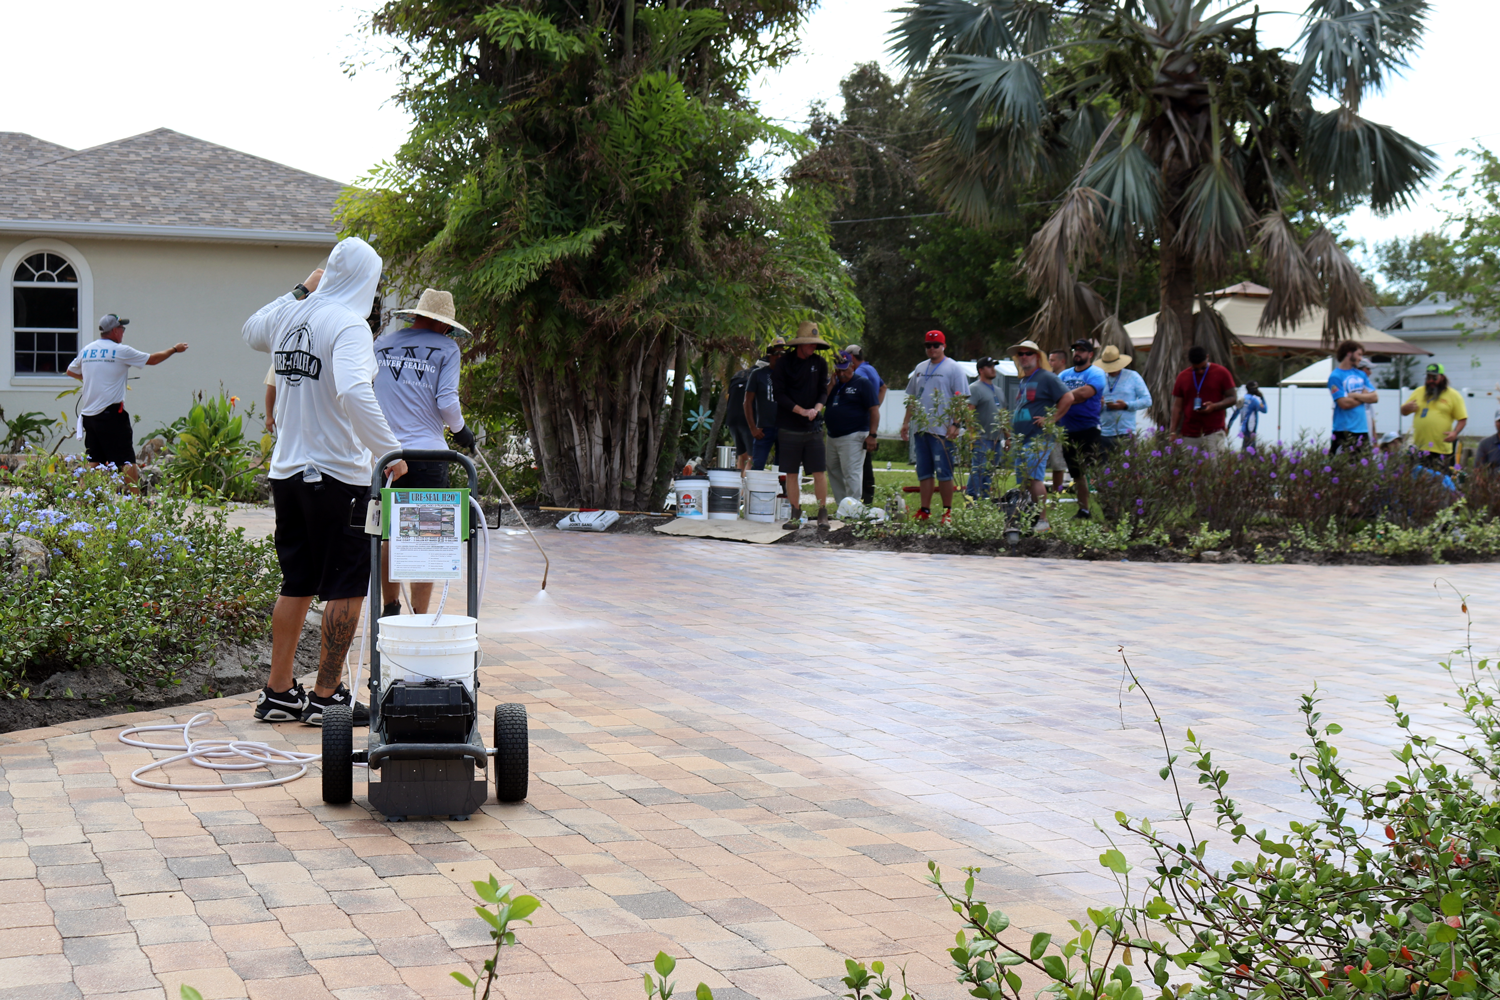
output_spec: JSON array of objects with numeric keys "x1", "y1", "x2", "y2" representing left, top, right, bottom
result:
[
  {"x1": 1254, "y1": 211, "x2": 1323, "y2": 333},
  {"x1": 923, "y1": 54, "x2": 1048, "y2": 152},
  {"x1": 916, "y1": 125, "x2": 1065, "y2": 225},
  {"x1": 1303, "y1": 107, "x2": 1437, "y2": 214},
  {"x1": 1295, "y1": 0, "x2": 1430, "y2": 103},
  {"x1": 1082, "y1": 141, "x2": 1161, "y2": 245},
  {"x1": 1024, "y1": 187, "x2": 1105, "y2": 343},
  {"x1": 1176, "y1": 159, "x2": 1254, "y2": 275},
  {"x1": 1194, "y1": 296, "x2": 1242, "y2": 373},
  {"x1": 888, "y1": 0, "x2": 1063, "y2": 71},
  {"x1": 1305, "y1": 226, "x2": 1370, "y2": 346}
]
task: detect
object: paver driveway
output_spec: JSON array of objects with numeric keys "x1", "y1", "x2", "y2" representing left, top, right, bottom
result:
[{"x1": 1, "y1": 527, "x2": 1495, "y2": 999}]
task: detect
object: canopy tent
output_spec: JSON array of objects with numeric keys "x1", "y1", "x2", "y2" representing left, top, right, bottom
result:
[
  {"x1": 1123, "y1": 283, "x2": 1430, "y2": 357},
  {"x1": 1279, "y1": 356, "x2": 1334, "y2": 387}
]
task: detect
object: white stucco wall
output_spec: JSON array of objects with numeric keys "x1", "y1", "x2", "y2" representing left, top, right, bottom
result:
[{"x1": 0, "y1": 235, "x2": 331, "y2": 449}]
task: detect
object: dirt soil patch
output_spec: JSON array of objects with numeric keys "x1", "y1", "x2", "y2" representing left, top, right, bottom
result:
[{"x1": 0, "y1": 619, "x2": 321, "y2": 735}]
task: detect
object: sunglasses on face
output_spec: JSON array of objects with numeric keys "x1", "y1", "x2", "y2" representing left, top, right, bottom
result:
[
  {"x1": 925, "y1": 343, "x2": 942, "y2": 349},
  {"x1": 1014, "y1": 350, "x2": 1036, "y2": 357}
]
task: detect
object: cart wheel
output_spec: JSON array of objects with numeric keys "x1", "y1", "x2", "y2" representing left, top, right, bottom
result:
[
  {"x1": 494, "y1": 703, "x2": 529, "y2": 803},
  {"x1": 322, "y1": 705, "x2": 354, "y2": 804}
]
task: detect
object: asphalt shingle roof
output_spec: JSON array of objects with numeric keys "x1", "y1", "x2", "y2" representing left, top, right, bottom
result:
[
  {"x1": 0, "y1": 132, "x2": 74, "y2": 172},
  {"x1": 0, "y1": 128, "x2": 344, "y2": 235}
]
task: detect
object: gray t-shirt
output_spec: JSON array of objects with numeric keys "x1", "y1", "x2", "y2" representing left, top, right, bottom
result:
[
  {"x1": 1011, "y1": 369, "x2": 1069, "y2": 438},
  {"x1": 908, "y1": 357, "x2": 970, "y2": 435},
  {"x1": 372, "y1": 326, "x2": 465, "y2": 450},
  {"x1": 968, "y1": 378, "x2": 1005, "y2": 440}
]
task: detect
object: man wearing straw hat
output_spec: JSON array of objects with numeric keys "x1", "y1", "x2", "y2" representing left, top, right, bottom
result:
[
  {"x1": 374, "y1": 288, "x2": 477, "y2": 618},
  {"x1": 1097, "y1": 344, "x2": 1151, "y2": 456},
  {"x1": 771, "y1": 321, "x2": 832, "y2": 528}
]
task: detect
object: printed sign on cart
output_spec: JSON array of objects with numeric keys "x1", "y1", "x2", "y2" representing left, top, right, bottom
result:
[{"x1": 381, "y1": 489, "x2": 469, "y2": 581}]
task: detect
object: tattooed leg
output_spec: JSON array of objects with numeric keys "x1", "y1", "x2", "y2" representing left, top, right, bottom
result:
[{"x1": 314, "y1": 596, "x2": 364, "y2": 697}]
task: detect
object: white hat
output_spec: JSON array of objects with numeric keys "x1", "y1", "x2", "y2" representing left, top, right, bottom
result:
[{"x1": 392, "y1": 288, "x2": 471, "y2": 337}]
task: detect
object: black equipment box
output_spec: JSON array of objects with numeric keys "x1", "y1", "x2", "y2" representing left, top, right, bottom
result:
[{"x1": 380, "y1": 679, "x2": 474, "y2": 744}]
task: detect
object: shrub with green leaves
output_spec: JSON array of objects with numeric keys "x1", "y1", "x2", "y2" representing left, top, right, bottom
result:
[
  {"x1": 0, "y1": 456, "x2": 278, "y2": 694},
  {"x1": 158, "y1": 392, "x2": 270, "y2": 502}
]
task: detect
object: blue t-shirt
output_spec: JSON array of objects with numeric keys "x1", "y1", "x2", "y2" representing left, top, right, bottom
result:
[
  {"x1": 825, "y1": 373, "x2": 879, "y2": 437},
  {"x1": 1328, "y1": 366, "x2": 1374, "y2": 434},
  {"x1": 1057, "y1": 364, "x2": 1106, "y2": 431},
  {"x1": 856, "y1": 362, "x2": 884, "y2": 392}
]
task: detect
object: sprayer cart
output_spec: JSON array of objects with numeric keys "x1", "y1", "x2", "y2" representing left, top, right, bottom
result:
[{"x1": 320, "y1": 449, "x2": 529, "y2": 820}]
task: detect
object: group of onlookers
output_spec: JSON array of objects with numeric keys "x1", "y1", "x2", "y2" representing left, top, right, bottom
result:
[{"x1": 724, "y1": 320, "x2": 1500, "y2": 535}]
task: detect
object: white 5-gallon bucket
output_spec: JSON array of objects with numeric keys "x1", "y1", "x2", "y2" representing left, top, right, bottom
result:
[
  {"x1": 706, "y1": 468, "x2": 742, "y2": 520},
  {"x1": 675, "y1": 478, "x2": 708, "y2": 518},
  {"x1": 376, "y1": 614, "x2": 479, "y2": 694},
  {"x1": 744, "y1": 469, "x2": 780, "y2": 523}
]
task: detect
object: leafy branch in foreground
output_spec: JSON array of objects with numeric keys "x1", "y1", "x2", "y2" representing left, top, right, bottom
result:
[{"x1": 451, "y1": 875, "x2": 539, "y2": 1000}]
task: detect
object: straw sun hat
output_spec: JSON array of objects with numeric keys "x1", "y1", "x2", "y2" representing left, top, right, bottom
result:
[
  {"x1": 1097, "y1": 345, "x2": 1132, "y2": 373},
  {"x1": 786, "y1": 320, "x2": 830, "y2": 348},
  {"x1": 393, "y1": 288, "x2": 472, "y2": 337}
]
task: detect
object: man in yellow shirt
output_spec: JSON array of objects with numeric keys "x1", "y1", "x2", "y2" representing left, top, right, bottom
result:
[{"x1": 1400, "y1": 363, "x2": 1468, "y2": 467}]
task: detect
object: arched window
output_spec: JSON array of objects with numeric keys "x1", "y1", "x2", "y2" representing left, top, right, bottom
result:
[{"x1": 13, "y1": 251, "x2": 79, "y2": 374}]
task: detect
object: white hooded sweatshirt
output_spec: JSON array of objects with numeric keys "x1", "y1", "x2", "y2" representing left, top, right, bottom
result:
[{"x1": 242, "y1": 237, "x2": 402, "y2": 485}]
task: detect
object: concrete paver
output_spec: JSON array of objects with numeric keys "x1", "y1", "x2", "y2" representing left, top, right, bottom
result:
[{"x1": 2, "y1": 524, "x2": 1494, "y2": 998}]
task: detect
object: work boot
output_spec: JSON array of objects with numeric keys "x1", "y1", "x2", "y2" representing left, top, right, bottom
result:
[
  {"x1": 816, "y1": 505, "x2": 829, "y2": 528},
  {"x1": 940, "y1": 508, "x2": 952, "y2": 525},
  {"x1": 915, "y1": 507, "x2": 930, "y2": 521},
  {"x1": 381, "y1": 600, "x2": 401, "y2": 619},
  {"x1": 253, "y1": 683, "x2": 306, "y2": 723},
  {"x1": 301, "y1": 685, "x2": 370, "y2": 727},
  {"x1": 782, "y1": 515, "x2": 802, "y2": 530}
]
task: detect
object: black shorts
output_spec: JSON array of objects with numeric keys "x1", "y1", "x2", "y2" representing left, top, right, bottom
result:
[
  {"x1": 1062, "y1": 426, "x2": 1103, "y2": 478},
  {"x1": 81, "y1": 405, "x2": 136, "y2": 468},
  {"x1": 391, "y1": 460, "x2": 449, "y2": 490},
  {"x1": 776, "y1": 427, "x2": 826, "y2": 475},
  {"x1": 271, "y1": 474, "x2": 372, "y2": 601},
  {"x1": 728, "y1": 423, "x2": 753, "y2": 457}
]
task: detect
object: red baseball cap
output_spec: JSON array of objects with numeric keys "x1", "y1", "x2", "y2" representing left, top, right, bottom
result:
[{"x1": 925, "y1": 330, "x2": 945, "y2": 345}]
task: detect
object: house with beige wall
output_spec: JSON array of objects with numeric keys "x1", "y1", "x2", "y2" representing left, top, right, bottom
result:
[{"x1": 0, "y1": 128, "x2": 342, "y2": 445}]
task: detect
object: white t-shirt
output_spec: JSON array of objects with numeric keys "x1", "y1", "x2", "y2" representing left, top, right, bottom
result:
[{"x1": 67, "y1": 339, "x2": 151, "y2": 416}]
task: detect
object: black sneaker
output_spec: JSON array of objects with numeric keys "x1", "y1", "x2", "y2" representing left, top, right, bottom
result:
[
  {"x1": 301, "y1": 685, "x2": 370, "y2": 727},
  {"x1": 254, "y1": 683, "x2": 307, "y2": 722},
  {"x1": 1076, "y1": 506, "x2": 1094, "y2": 520},
  {"x1": 382, "y1": 600, "x2": 401, "y2": 619}
]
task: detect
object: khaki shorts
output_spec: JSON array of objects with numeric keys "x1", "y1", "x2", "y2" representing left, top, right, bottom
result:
[
  {"x1": 1047, "y1": 441, "x2": 1068, "y2": 471},
  {"x1": 1181, "y1": 430, "x2": 1228, "y2": 453}
]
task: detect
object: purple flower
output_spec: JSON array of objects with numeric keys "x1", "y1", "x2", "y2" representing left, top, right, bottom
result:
[
  {"x1": 1152, "y1": 450, "x2": 1162, "y2": 457},
  {"x1": 1289, "y1": 473, "x2": 1296, "y2": 480},
  {"x1": 1360, "y1": 458, "x2": 1369, "y2": 466},
  {"x1": 1332, "y1": 477, "x2": 1339, "y2": 484},
  {"x1": 1122, "y1": 462, "x2": 1130, "y2": 469},
  {"x1": 1314, "y1": 493, "x2": 1321, "y2": 499},
  {"x1": 1323, "y1": 466, "x2": 1332, "y2": 473},
  {"x1": 1270, "y1": 472, "x2": 1278, "y2": 479}
]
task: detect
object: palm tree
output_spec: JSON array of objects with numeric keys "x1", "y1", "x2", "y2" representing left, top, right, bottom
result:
[{"x1": 890, "y1": 0, "x2": 1437, "y2": 417}]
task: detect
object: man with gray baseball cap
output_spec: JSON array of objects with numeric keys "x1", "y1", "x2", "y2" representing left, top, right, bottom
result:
[{"x1": 66, "y1": 313, "x2": 188, "y2": 489}]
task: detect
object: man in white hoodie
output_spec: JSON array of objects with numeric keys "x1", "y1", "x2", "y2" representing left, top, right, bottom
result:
[{"x1": 243, "y1": 237, "x2": 407, "y2": 726}]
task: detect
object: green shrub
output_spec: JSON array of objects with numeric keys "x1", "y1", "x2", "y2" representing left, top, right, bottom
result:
[
  {"x1": 0, "y1": 456, "x2": 279, "y2": 694},
  {"x1": 158, "y1": 392, "x2": 270, "y2": 502}
]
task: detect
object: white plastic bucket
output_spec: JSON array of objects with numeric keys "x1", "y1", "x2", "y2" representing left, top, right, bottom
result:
[
  {"x1": 675, "y1": 478, "x2": 708, "y2": 518},
  {"x1": 376, "y1": 614, "x2": 479, "y2": 694},
  {"x1": 706, "y1": 469, "x2": 742, "y2": 520},
  {"x1": 744, "y1": 469, "x2": 779, "y2": 523}
]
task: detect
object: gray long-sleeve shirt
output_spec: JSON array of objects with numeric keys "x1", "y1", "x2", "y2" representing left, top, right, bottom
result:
[{"x1": 372, "y1": 326, "x2": 466, "y2": 450}]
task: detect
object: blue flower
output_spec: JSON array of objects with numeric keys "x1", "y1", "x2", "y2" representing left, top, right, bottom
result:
[
  {"x1": 75, "y1": 539, "x2": 84, "y2": 549},
  {"x1": 105, "y1": 521, "x2": 117, "y2": 530},
  {"x1": 128, "y1": 539, "x2": 143, "y2": 549},
  {"x1": 15, "y1": 521, "x2": 32, "y2": 533},
  {"x1": 67, "y1": 522, "x2": 93, "y2": 533}
]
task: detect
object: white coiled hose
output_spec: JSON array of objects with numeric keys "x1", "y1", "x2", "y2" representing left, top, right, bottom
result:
[{"x1": 119, "y1": 477, "x2": 493, "y2": 791}]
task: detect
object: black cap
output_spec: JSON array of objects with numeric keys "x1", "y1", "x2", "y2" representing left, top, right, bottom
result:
[
  {"x1": 1070, "y1": 338, "x2": 1095, "y2": 351},
  {"x1": 976, "y1": 356, "x2": 998, "y2": 368}
]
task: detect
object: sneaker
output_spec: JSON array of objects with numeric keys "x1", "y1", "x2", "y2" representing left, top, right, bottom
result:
[
  {"x1": 915, "y1": 508, "x2": 930, "y2": 521},
  {"x1": 940, "y1": 508, "x2": 952, "y2": 525},
  {"x1": 1034, "y1": 516, "x2": 1052, "y2": 534},
  {"x1": 1075, "y1": 507, "x2": 1094, "y2": 520},
  {"x1": 301, "y1": 685, "x2": 370, "y2": 727},
  {"x1": 254, "y1": 683, "x2": 306, "y2": 722},
  {"x1": 382, "y1": 600, "x2": 401, "y2": 618},
  {"x1": 816, "y1": 505, "x2": 829, "y2": 528}
]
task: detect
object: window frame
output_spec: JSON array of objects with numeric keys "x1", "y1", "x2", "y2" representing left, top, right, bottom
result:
[{"x1": 2, "y1": 239, "x2": 93, "y2": 389}]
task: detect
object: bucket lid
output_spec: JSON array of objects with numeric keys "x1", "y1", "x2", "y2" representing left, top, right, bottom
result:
[{"x1": 379, "y1": 614, "x2": 476, "y2": 628}]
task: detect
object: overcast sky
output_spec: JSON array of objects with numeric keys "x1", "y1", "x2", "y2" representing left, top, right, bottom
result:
[{"x1": 7, "y1": 0, "x2": 1495, "y2": 269}]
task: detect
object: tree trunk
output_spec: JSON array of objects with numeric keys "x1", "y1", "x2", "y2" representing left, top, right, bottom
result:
[
  {"x1": 652, "y1": 334, "x2": 690, "y2": 503},
  {"x1": 514, "y1": 327, "x2": 673, "y2": 509},
  {"x1": 703, "y1": 353, "x2": 734, "y2": 467},
  {"x1": 1144, "y1": 172, "x2": 1196, "y2": 428}
]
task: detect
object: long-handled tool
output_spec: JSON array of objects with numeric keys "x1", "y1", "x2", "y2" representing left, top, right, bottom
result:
[{"x1": 471, "y1": 446, "x2": 550, "y2": 591}]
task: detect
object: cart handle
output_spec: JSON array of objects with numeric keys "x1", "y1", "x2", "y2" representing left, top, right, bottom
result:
[{"x1": 367, "y1": 743, "x2": 488, "y2": 771}]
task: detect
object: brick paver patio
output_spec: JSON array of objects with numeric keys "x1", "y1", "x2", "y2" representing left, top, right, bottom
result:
[{"x1": 2, "y1": 526, "x2": 1494, "y2": 999}]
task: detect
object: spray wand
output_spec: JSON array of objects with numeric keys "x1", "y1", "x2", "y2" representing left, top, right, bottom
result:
[{"x1": 471, "y1": 445, "x2": 550, "y2": 591}]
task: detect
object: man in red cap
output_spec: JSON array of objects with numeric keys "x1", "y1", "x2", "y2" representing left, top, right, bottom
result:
[{"x1": 900, "y1": 330, "x2": 970, "y2": 522}]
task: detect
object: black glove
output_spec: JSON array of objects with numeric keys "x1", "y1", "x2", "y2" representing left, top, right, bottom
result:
[{"x1": 451, "y1": 426, "x2": 477, "y2": 452}]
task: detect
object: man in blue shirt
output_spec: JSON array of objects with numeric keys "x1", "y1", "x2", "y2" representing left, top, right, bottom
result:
[
  {"x1": 1057, "y1": 339, "x2": 1108, "y2": 519},
  {"x1": 1328, "y1": 340, "x2": 1379, "y2": 454},
  {"x1": 824, "y1": 351, "x2": 881, "y2": 505},
  {"x1": 1097, "y1": 345, "x2": 1151, "y2": 454},
  {"x1": 847, "y1": 344, "x2": 886, "y2": 503}
]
